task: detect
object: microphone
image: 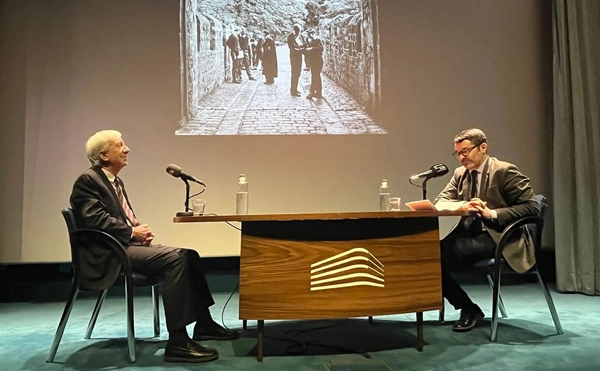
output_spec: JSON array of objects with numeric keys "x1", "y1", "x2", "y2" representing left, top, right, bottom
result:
[
  {"x1": 409, "y1": 163, "x2": 449, "y2": 180},
  {"x1": 166, "y1": 164, "x2": 205, "y2": 186}
]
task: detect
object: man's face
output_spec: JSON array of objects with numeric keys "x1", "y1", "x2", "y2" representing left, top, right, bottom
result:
[
  {"x1": 100, "y1": 137, "x2": 130, "y2": 172},
  {"x1": 294, "y1": 26, "x2": 300, "y2": 35},
  {"x1": 454, "y1": 140, "x2": 487, "y2": 171}
]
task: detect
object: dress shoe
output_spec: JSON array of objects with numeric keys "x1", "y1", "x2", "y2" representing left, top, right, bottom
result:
[
  {"x1": 163, "y1": 339, "x2": 218, "y2": 363},
  {"x1": 453, "y1": 306, "x2": 485, "y2": 332},
  {"x1": 193, "y1": 321, "x2": 240, "y2": 341}
]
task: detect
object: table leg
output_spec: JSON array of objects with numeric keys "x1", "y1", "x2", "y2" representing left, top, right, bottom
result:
[
  {"x1": 257, "y1": 320, "x2": 264, "y2": 362},
  {"x1": 416, "y1": 312, "x2": 423, "y2": 352},
  {"x1": 243, "y1": 320, "x2": 247, "y2": 330}
]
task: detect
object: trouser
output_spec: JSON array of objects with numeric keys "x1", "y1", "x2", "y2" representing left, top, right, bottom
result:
[
  {"x1": 241, "y1": 50, "x2": 252, "y2": 77},
  {"x1": 126, "y1": 244, "x2": 215, "y2": 332},
  {"x1": 290, "y1": 53, "x2": 302, "y2": 93},
  {"x1": 230, "y1": 51, "x2": 241, "y2": 81},
  {"x1": 440, "y1": 231, "x2": 496, "y2": 310},
  {"x1": 309, "y1": 59, "x2": 323, "y2": 96}
]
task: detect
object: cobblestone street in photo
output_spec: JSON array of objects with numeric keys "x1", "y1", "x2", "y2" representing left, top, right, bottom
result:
[{"x1": 176, "y1": 45, "x2": 386, "y2": 135}]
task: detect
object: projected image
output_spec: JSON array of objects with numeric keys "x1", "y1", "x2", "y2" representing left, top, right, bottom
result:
[{"x1": 176, "y1": 0, "x2": 385, "y2": 135}]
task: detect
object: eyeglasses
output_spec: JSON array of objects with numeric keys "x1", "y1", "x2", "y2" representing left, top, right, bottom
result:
[{"x1": 452, "y1": 144, "x2": 479, "y2": 158}]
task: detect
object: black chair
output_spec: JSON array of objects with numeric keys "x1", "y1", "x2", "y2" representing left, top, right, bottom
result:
[
  {"x1": 439, "y1": 195, "x2": 563, "y2": 341},
  {"x1": 47, "y1": 208, "x2": 163, "y2": 363}
]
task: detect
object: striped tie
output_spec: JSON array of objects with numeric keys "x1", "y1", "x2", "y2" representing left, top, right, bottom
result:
[{"x1": 114, "y1": 179, "x2": 139, "y2": 226}]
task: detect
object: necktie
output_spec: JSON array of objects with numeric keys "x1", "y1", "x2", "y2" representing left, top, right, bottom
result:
[
  {"x1": 470, "y1": 170, "x2": 478, "y2": 200},
  {"x1": 114, "y1": 179, "x2": 139, "y2": 226}
]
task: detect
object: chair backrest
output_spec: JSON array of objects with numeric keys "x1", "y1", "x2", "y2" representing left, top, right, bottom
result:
[
  {"x1": 528, "y1": 195, "x2": 548, "y2": 255},
  {"x1": 61, "y1": 208, "x2": 82, "y2": 281}
]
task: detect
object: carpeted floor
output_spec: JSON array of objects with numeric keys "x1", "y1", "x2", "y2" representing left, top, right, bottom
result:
[{"x1": 1, "y1": 281, "x2": 598, "y2": 371}]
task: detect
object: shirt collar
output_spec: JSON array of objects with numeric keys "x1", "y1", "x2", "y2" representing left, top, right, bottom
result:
[
  {"x1": 473, "y1": 156, "x2": 488, "y2": 174},
  {"x1": 101, "y1": 167, "x2": 117, "y2": 184}
]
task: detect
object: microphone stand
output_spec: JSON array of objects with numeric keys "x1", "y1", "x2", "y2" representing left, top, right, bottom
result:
[
  {"x1": 175, "y1": 179, "x2": 194, "y2": 217},
  {"x1": 422, "y1": 178, "x2": 430, "y2": 200}
]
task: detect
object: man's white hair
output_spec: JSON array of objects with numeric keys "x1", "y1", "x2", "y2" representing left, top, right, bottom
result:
[{"x1": 86, "y1": 130, "x2": 122, "y2": 166}]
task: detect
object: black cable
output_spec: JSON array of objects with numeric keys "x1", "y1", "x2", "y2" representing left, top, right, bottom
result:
[{"x1": 408, "y1": 177, "x2": 424, "y2": 189}]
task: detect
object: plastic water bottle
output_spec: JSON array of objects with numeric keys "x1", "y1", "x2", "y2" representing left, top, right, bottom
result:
[
  {"x1": 380, "y1": 179, "x2": 390, "y2": 211},
  {"x1": 236, "y1": 174, "x2": 249, "y2": 214}
]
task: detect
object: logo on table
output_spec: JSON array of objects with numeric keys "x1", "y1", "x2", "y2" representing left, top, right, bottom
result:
[{"x1": 310, "y1": 247, "x2": 384, "y2": 291}]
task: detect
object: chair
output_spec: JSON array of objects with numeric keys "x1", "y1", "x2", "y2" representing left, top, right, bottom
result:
[
  {"x1": 440, "y1": 195, "x2": 563, "y2": 341},
  {"x1": 47, "y1": 208, "x2": 163, "y2": 363}
]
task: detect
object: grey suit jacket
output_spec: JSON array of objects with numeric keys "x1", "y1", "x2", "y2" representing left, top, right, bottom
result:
[
  {"x1": 435, "y1": 157, "x2": 539, "y2": 273},
  {"x1": 70, "y1": 165, "x2": 137, "y2": 289}
]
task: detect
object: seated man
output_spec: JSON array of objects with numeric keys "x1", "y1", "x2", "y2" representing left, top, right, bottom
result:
[
  {"x1": 435, "y1": 128, "x2": 539, "y2": 332},
  {"x1": 70, "y1": 130, "x2": 239, "y2": 363}
]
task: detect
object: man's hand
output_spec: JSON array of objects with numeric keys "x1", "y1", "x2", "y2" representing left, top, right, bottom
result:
[
  {"x1": 133, "y1": 224, "x2": 154, "y2": 245},
  {"x1": 470, "y1": 198, "x2": 493, "y2": 220}
]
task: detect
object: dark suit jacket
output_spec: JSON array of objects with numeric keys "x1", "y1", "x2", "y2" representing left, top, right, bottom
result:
[
  {"x1": 70, "y1": 165, "x2": 137, "y2": 289},
  {"x1": 435, "y1": 157, "x2": 539, "y2": 273}
]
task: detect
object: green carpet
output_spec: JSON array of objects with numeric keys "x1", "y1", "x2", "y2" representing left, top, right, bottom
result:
[{"x1": 0, "y1": 282, "x2": 598, "y2": 370}]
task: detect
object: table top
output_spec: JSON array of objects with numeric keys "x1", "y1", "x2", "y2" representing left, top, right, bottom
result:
[{"x1": 173, "y1": 210, "x2": 466, "y2": 223}]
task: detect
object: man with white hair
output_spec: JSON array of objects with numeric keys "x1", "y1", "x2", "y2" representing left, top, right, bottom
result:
[{"x1": 70, "y1": 130, "x2": 239, "y2": 363}]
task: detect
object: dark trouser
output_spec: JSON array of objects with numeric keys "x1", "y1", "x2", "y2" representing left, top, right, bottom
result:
[
  {"x1": 230, "y1": 51, "x2": 241, "y2": 81},
  {"x1": 440, "y1": 231, "x2": 496, "y2": 310},
  {"x1": 126, "y1": 244, "x2": 215, "y2": 332},
  {"x1": 290, "y1": 53, "x2": 302, "y2": 93},
  {"x1": 309, "y1": 59, "x2": 323, "y2": 96},
  {"x1": 242, "y1": 50, "x2": 252, "y2": 77}
]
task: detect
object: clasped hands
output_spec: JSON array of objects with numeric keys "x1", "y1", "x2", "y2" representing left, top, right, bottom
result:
[
  {"x1": 133, "y1": 224, "x2": 154, "y2": 246},
  {"x1": 461, "y1": 197, "x2": 493, "y2": 220}
]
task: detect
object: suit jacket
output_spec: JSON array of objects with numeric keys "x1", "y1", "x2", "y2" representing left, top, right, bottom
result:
[
  {"x1": 287, "y1": 32, "x2": 306, "y2": 58},
  {"x1": 435, "y1": 157, "x2": 539, "y2": 273},
  {"x1": 70, "y1": 165, "x2": 137, "y2": 289}
]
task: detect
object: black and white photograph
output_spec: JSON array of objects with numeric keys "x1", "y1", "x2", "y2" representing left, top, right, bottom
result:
[{"x1": 176, "y1": 0, "x2": 385, "y2": 135}]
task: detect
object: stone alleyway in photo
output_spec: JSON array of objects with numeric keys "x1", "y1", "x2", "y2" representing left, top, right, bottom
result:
[{"x1": 176, "y1": 45, "x2": 386, "y2": 135}]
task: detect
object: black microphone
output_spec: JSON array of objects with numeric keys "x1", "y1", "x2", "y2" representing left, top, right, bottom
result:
[
  {"x1": 166, "y1": 164, "x2": 205, "y2": 186},
  {"x1": 409, "y1": 163, "x2": 449, "y2": 180}
]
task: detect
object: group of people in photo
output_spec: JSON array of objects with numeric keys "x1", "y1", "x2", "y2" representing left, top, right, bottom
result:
[{"x1": 225, "y1": 24, "x2": 324, "y2": 99}]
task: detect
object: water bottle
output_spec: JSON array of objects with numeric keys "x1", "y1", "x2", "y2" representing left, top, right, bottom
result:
[
  {"x1": 380, "y1": 179, "x2": 390, "y2": 211},
  {"x1": 236, "y1": 174, "x2": 249, "y2": 214}
]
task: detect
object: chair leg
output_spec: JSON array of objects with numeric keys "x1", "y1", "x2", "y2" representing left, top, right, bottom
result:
[
  {"x1": 439, "y1": 300, "x2": 445, "y2": 322},
  {"x1": 152, "y1": 286, "x2": 160, "y2": 337},
  {"x1": 368, "y1": 316, "x2": 373, "y2": 322},
  {"x1": 534, "y1": 268, "x2": 564, "y2": 335},
  {"x1": 490, "y1": 272, "x2": 502, "y2": 342},
  {"x1": 125, "y1": 276, "x2": 136, "y2": 363},
  {"x1": 487, "y1": 275, "x2": 508, "y2": 318},
  {"x1": 47, "y1": 283, "x2": 79, "y2": 363},
  {"x1": 243, "y1": 320, "x2": 247, "y2": 330},
  {"x1": 85, "y1": 289, "x2": 108, "y2": 339}
]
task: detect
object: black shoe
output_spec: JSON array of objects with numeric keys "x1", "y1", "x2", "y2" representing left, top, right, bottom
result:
[
  {"x1": 452, "y1": 306, "x2": 485, "y2": 332},
  {"x1": 163, "y1": 339, "x2": 218, "y2": 363},
  {"x1": 193, "y1": 321, "x2": 240, "y2": 341}
]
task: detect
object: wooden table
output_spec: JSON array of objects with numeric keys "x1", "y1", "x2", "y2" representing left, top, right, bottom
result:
[{"x1": 174, "y1": 210, "x2": 463, "y2": 361}]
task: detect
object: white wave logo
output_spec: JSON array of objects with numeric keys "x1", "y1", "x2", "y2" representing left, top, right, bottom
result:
[{"x1": 310, "y1": 247, "x2": 384, "y2": 291}]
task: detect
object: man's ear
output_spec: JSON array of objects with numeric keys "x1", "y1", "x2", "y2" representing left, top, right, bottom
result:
[
  {"x1": 98, "y1": 151, "x2": 108, "y2": 162},
  {"x1": 480, "y1": 143, "x2": 488, "y2": 153}
]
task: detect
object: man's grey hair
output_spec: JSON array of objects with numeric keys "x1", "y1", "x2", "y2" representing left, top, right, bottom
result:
[
  {"x1": 86, "y1": 130, "x2": 122, "y2": 166},
  {"x1": 454, "y1": 128, "x2": 487, "y2": 146}
]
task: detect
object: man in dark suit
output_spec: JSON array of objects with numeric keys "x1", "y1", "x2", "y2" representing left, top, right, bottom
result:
[
  {"x1": 287, "y1": 24, "x2": 306, "y2": 96},
  {"x1": 226, "y1": 28, "x2": 242, "y2": 83},
  {"x1": 304, "y1": 29, "x2": 323, "y2": 99},
  {"x1": 434, "y1": 128, "x2": 539, "y2": 332},
  {"x1": 70, "y1": 130, "x2": 239, "y2": 363}
]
